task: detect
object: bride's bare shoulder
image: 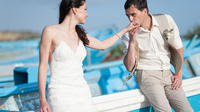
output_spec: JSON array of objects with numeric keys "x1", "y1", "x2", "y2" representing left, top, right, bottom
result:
[
  {"x1": 41, "y1": 24, "x2": 61, "y2": 40},
  {"x1": 43, "y1": 24, "x2": 61, "y2": 34}
]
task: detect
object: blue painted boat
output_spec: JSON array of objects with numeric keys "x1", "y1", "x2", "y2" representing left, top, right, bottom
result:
[{"x1": 0, "y1": 61, "x2": 200, "y2": 112}]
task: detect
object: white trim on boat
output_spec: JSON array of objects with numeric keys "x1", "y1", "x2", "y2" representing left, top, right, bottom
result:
[{"x1": 93, "y1": 76, "x2": 200, "y2": 112}]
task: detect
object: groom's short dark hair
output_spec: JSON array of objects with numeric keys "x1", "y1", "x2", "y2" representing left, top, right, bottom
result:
[{"x1": 124, "y1": 0, "x2": 149, "y2": 12}]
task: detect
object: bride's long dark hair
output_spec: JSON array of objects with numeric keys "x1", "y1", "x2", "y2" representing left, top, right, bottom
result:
[{"x1": 59, "y1": 0, "x2": 89, "y2": 46}]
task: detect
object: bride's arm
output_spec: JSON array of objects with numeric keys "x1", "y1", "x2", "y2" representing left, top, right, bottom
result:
[
  {"x1": 86, "y1": 23, "x2": 138, "y2": 50},
  {"x1": 38, "y1": 27, "x2": 52, "y2": 111}
]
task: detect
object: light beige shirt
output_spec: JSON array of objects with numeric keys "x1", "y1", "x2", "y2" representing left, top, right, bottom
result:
[{"x1": 121, "y1": 14, "x2": 183, "y2": 70}]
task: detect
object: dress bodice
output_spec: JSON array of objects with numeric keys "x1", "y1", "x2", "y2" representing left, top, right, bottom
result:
[
  {"x1": 48, "y1": 41, "x2": 87, "y2": 88},
  {"x1": 51, "y1": 41, "x2": 86, "y2": 63}
]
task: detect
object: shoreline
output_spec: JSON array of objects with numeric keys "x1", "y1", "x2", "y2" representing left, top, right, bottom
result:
[{"x1": 0, "y1": 32, "x2": 40, "y2": 41}]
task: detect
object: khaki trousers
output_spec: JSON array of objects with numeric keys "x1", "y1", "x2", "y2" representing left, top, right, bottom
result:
[{"x1": 136, "y1": 70, "x2": 193, "y2": 112}]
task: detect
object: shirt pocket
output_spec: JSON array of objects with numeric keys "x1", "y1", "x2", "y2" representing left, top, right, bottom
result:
[{"x1": 137, "y1": 34, "x2": 154, "y2": 53}]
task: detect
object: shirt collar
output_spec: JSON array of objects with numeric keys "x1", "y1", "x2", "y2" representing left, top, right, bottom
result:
[
  {"x1": 138, "y1": 14, "x2": 159, "y2": 33},
  {"x1": 151, "y1": 14, "x2": 159, "y2": 27}
]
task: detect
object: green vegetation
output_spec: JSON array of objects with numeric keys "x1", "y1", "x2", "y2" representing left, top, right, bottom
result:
[
  {"x1": 110, "y1": 44, "x2": 124, "y2": 58},
  {"x1": 103, "y1": 44, "x2": 124, "y2": 62}
]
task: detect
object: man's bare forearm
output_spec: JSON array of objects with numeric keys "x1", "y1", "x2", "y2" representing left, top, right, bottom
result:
[
  {"x1": 124, "y1": 39, "x2": 137, "y2": 72},
  {"x1": 176, "y1": 48, "x2": 183, "y2": 76}
]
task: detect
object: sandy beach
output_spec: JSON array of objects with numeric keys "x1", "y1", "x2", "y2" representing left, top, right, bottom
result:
[{"x1": 0, "y1": 32, "x2": 40, "y2": 41}]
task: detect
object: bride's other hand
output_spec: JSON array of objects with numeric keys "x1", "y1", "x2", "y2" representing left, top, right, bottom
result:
[{"x1": 40, "y1": 101, "x2": 51, "y2": 112}]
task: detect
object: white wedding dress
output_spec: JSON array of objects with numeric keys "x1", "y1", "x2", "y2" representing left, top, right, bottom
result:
[{"x1": 47, "y1": 41, "x2": 97, "y2": 112}]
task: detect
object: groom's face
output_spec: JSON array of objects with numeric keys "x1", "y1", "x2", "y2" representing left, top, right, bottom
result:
[{"x1": 125, "y1": 5, "x2": 147, "y2": 26}]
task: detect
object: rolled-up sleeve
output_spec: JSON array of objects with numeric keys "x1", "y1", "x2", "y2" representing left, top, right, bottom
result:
[
  {"x1": 121, "y1": 33, "x2": 130, "y2": 55},
  {"x1": 166, "y1": 15, "x2": 183, "y2": 49}
]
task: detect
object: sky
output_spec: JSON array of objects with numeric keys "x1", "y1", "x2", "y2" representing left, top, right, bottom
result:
[{"x1": 0, "y1": 0, "x2": 200, "y2": 36}]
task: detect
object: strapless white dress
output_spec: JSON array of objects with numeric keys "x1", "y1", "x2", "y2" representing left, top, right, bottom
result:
[{"x1": 47, "y1": 41, "x2": 97, "y2": 112}]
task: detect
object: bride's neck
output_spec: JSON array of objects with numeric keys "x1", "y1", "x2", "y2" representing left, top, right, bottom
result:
[{"x1": 61, "y1": 15, "x2": 77, "y2": 33}]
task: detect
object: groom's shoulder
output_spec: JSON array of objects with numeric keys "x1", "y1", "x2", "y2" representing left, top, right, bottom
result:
[
  {"x1": 152, "y1": 13, "x2": 167, "y2": 17},
  {"x1": 152, "y1": 14, "x2": 173, "y2": 19},
  {"x1": 152, "y1": 14, "x2": 176, "y2": 24}
]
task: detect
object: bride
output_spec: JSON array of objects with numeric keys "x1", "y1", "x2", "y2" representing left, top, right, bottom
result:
[{"x1": 38, "y1": 0, "x2": 138, "y2": 112}]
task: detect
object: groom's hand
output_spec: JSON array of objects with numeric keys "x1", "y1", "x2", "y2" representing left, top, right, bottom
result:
[{"x1": 171, "y1": 75, "x2": 182, "y2": 90}]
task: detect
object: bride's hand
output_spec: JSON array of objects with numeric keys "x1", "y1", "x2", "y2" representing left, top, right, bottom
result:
[
  {"x1": 125, "y1": 22, "x2": 140, "y2": 32},
  {"x1": 40, "y1": 101, "x2": 50, "y2": 112},
  {"x1": 129, "y1": 23, "x2": 140, "y2": 42}
]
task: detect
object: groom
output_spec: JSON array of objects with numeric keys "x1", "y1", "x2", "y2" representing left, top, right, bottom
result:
[{"x1": 121, "y1": 0, "x2": 193, "y2": 111}]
